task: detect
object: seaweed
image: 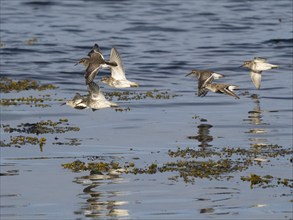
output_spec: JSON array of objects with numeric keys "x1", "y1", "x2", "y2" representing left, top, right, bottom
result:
[
  {"x1": 105, "y1": 89, "x2": 178, "y2": 101},
  {"x1": 2, "y1": 119, "x2": 80, "y2": 135},
  {"x1": 0, "y1": 77, "x2": 57, "y2": 93},
  {"x1": 62, "y1": 143, "x2": 292, "y2": 187}
]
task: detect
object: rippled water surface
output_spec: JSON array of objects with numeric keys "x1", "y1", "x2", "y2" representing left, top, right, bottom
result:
[{"x1": 1, "y1": 0, "x2": 293, "y2": 219}]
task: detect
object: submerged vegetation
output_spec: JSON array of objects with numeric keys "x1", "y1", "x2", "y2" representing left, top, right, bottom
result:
[
  {"x1": 105, "y1": 89, "x2": 177, "y2": 101},
  {"x1": 0, "y1": 95, "x2": 61, "y2": 108},
  {"x1": 2, "y1": 119, "x2": 80, "y2": 135},
  {"x1": 0, "y1": 77, "x2": 59, "y2": 108},
  {"x1": 1, "y1": 77, "x2": 292, "y2": 189},
  {"x1": 62, "y1": 144, "x2": 293, "y2": 188},
  {"x1": 0, "y1": 77, "x2": 57, "y2": 93},
  {"x1": 0, "y1": 118, "x2": 80, "y2": 150}
]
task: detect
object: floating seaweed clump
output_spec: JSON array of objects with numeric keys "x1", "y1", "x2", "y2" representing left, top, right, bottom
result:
[
  {"x1": 0, "y1": 77, "x2": 57, "y2": 93},
  {"x1": 2, "y1": 118, "x2": 80, "y2": 135},
  {"x1": 62, "y1": 143, "x2": 292, "y2": 187},
  {"x1": 241, "y1": 173, "x2": 273, "y2": 188},
  {"x1": 0, "y1": 96, "x2": 51, "y2": 107},
  {"x1": 53, "y1": 138, "x2": 81, "y2": 146},
  {"x1": 115, "y1": 107, "x2": 131, "y2": 112},
  {"x1": 0, "y1": 135, "x2": 46, "y2": 149},
  {"x1": 62, "y1": 160, "x2": 120, "y2": 173},
  {"x1": 1, "y1": 118, "x2": 80, "y2": 151},
  {"x1": 105, "y1": 89, "x2": 177, "y2": 101},
  {"x1": 241, "y1": 173, "x2": 292, "y2": 189}
]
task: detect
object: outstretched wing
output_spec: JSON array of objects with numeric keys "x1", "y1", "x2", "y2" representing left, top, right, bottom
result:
[
  {"x1": 221, "y1": 85, "x2": 240, "y2": 99},
  {"x1": 88, "y1": 44, "x2": 103, "y2": 57},
  {"x1": 110, "y1": 47, "x2": 126, "y2": 80},
  {"x1": 254, "y1": 57, "x2": 267, "y2": 63},
  {"x1": 84, "y1": 63, "x2": 101, "y2": 84},
  {"x1": 197, "y1": 72, "x2": 214, "y2": 97},
  {"x1": 250, "y1": 70, "x2": 262, "y2": 89},
  {"x1": 88, "y1": 81, "x2": 107, "y2": 101}
]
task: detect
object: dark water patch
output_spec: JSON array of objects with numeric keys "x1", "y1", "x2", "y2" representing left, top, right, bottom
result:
[
  {"x1": 0, "y1": 194, "x2": 20, "y2": 198},
  {"x1": 7, "y1": 156, "x2": 85, "y2": 161},
  {"x1": 123, "y1": 25, "x2": 187, "y2": 33},
  {"x1": 144, "y1": 49, "x2": 171, "y2": 54},
  {"x1": 0, "y1": 47, "x2": 37, "y2": 54},
  {"x1": 160, "y1": 61, "x2": 189, "y2": 70},
  {"x1": 257, "y1": 86, "x2": 287, "y2": 91},
  {"x1": 0, "y1": 170, "x2": 19, "y2": 176},
  {"x1": 22, "y1": 1, "x2": 59, "y2": 6},
  {"x1": 196, "y1": 12, "x2": 217, "y2": 16},
  {"x1": 263, "y1": 38, "x2": 293, "y2": 45},
  {"x1": 209, "y1": 24, "x2": 252, "y2": 32},
  {"x1": 261, "y1": 96, "x2": 293, "y2": 100},
  {"x1": 196, "y1": 46, "x2": 219, "y2": 50}
]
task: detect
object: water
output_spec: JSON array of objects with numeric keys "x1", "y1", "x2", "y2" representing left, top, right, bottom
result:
[{"x1": 1, "y1": 0, "x2": 293, "y2": 219}]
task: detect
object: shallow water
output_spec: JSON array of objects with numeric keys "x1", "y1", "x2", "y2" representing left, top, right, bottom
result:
[{"x1": 1, "y1": 0, "x2": 293, "y2": 219}]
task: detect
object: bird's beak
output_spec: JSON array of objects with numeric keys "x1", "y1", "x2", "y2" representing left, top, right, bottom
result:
[
  {"x1": 60, "y1": 102, "x2": 66, "y2": 106},
  {"x1": 74, "y1": 62, "x2": 78, "y2": 66},
  {"x1": 185, "y1": 72, "x2": 193, "y2": 77}
]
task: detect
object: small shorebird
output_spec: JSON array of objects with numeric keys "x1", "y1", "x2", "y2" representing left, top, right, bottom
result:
[
  {"x1": 186, "y1": 70, "x2": 224, "y2": 97},
  {"x1": 101, "y1": 48, "x2": 139, "y2": 88},
  {"x1": 241, "y1": 57, "x2": 278, "y2": 89},
  {"x1": 64, "y1": 93, "x2": 88, "y2": 110},
  {"x1": 64, "y1": 81, "x2": 118, "y2": 111},
  {"x1": 86, "y1": 81, "x2": 118, "y2": 110},
  {"x1": 75, "y1": 44, "x2": 117, "y2": 85},
  {"x1": 75, "y1": 58, "x2": 90, "y2": 68},
  {"x1": 204, "y1": 83, "x2": 240, "y2": 99}
]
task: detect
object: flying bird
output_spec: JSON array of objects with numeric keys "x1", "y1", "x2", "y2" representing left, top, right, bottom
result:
[
  {"x1": 241, "y1": 57, "x2": 278, "y2": 89},
  {"x1": 186, "y1": 70, "x2": 224, "y2": 97},
  {"x1": 101, "y1": 47, "x2": 139, "y2": 88}
]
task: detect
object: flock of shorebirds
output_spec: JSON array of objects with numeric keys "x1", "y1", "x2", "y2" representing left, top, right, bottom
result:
[{"x1": 65, "y1": 43, "x2": 278, "y2": 111}]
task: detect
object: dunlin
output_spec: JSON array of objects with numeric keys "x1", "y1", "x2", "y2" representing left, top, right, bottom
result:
[
  {"x1": 101, "y1": 48, "x2": 139, "y2": 88},
  {"x1": 86, "y1": 81, "x2": 118, "y2": 110},
  {"x1": 186, "y1": 70, "x2": 224, "y2": 97},
  {"x1": 64, "y1": 82, "x2": 118, "y2": 111},
  {"x1": 204, "y1": 83, "x2": 240, "y2": 99},
  {"x1": 76, "y1": 44, "x2": 117, "y2": 85},
  {"x1": 241, "y1": 57, "x2": 278, "y2": 89},
  {"x1": 75, "y1": 57, "x2": 90, "y2": 68},
  {"x1": 64, "y1": 93, "x2": 88, "y2": 110}
]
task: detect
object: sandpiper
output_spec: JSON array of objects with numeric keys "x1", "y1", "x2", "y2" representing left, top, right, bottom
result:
[
  {"x1": 86, "y1": 81, "x2": 118, "y2": 110},
  {"x1": 204, "y1": 83, "x2": 240, "y2": 99},
  {"x1": 101, "y1": 47, "x2": 139, "y2": 88},
  {"x1": 64, "y1": 82, "x2": 118, "y2": 111},
  {"x1": 186, "y1": 70, "x2": 224, "y2": 97},
  {"x1": 241, "y1": 57, "x2": 278, "y2": 89},
  {"x1": 76, "y1": 44, "x2": 117, "y2": 85},
  {"x1": 75, "y1": 58, "x2": 90, "y2": 68},
  {"x1": 64, "y1": 93, "x2": 88, "y2": 110}
]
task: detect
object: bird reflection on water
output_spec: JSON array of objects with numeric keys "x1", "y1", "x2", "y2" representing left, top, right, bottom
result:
[
  {"x1": 188, "y1": 124, "x2": 213, "y2": 148},
  {"x1": 73, "y1": 169, "x2": 129, "y2": 218},
  {"x1": 244, "y1": 94, "x2": 269, "y2": 147}
]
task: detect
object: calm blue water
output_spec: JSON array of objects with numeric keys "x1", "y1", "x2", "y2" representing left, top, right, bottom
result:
[{"x1": 1, "y1": 0, "x2": 292, "y2": 219}]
